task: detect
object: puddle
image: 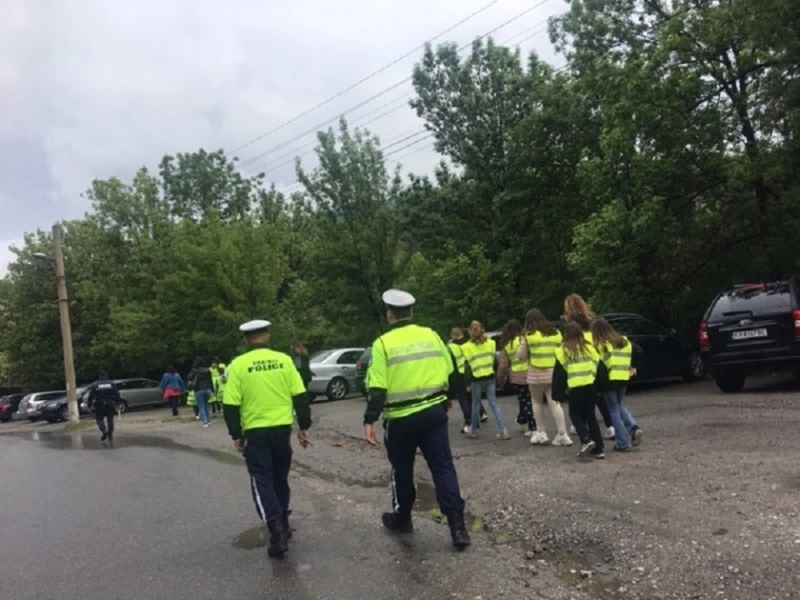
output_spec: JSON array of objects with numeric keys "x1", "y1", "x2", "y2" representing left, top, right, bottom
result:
[
  {"x1": 0, "y1": 431, "x2": 244, "y2": 466},
  {"x1": 234, "y1": 525, "x2": 268, "y2": 549}
]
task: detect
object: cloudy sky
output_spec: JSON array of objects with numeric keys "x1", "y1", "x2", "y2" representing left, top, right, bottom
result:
[{"x1": 0, "y1": 0, "x2": 565, "y2": 276}]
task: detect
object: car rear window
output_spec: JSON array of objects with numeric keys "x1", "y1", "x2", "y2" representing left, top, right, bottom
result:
[
  {"x1": 310, "y1": 351, "x2": 334, "y2": 364},
  {"x1": 709, "y1": 282, "x2": 792, "y2": 320}
]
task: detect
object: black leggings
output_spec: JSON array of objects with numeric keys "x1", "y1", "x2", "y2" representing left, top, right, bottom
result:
[
  {"x1": 514, "y1": 384, "x2": 536, "y2": 430},
  {"x1": 568, "y1": 386, "x2": 604, "y2": 450},
  {"x1": 595, "y1": 393, "x2": 612, "y2": 428}
]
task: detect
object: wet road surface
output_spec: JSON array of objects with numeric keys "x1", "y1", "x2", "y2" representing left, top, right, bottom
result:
[{"x1": 0, "y1": 431, "x2": 536, "y2": 600}]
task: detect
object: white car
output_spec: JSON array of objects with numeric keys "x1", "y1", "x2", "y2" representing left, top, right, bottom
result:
[
  {"x1": 307, "y1": 348, "x2": 365, "y2": 401},
  {"x1": 16, "y1": 390, "x2": 67, "y2": 422}
]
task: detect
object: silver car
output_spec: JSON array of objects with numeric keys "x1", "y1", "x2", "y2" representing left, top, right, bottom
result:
[
  {"x1": 79, "y1": 378, "x2": 164, "y2": 413},
  {"x1": 16, "y1": 390, "x2": 67, "y2": 422},
  {"x1": 307, "y1": 348, "x2": 365, "y2": 401}
]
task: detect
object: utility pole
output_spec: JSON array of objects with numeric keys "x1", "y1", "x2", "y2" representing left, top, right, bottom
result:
[{"x1": 52, "y1": 224, "x2": 79, "y2": 424}]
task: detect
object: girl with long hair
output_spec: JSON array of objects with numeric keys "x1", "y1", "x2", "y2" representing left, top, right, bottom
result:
[
  {"x1": 552, "y1": 323, "x2": 604, "y2": 458},
  {"x1": 496, "y1": 319, "x2": 536, "y2": 436},
  {"x1": 462, "y1": 320, "x2": 510, "y2": 440},
  {"x1": 591, "y1": 318, "x2": 644, "y2": 452},
  {"x1": 517, "y1": 309, "x2": 572, "y2": 446},
  {"x1": 563, "y1": 295, "x2": 615, "y2": 440}
]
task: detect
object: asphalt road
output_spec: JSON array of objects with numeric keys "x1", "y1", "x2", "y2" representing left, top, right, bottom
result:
[{"x1": 0, "y1": 428, "x2": 561, "y2": 600}]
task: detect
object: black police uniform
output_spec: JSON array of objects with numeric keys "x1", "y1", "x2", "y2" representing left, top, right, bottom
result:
[{"x1": 88, "y1": 377, "x2": 120, "y2": 441}]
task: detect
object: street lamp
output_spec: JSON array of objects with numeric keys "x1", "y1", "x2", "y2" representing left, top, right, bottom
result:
[{"x1": 34, "y1": 225, "x2": 79, "y2": 424}]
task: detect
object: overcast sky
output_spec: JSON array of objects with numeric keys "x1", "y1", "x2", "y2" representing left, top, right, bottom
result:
[{"x1": 0, "y1": 0, "x2": 564, "y2": 277}]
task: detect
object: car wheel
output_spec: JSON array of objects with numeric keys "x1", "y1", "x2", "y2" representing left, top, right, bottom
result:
[
  {"x1": 713, "y1": 373, "x2": 746, "y2": 393},
  {"x1": 59, "y1": 406, "x2": 69, "y2": 422},
  {"x1": 29, "y1": 417, "x2": 39, "y2": 423},
  {"x1": 45, "y1": 417, "x2": 58, "y2": 423},
  {"x1": 326, "y1": 377, "x2": 349, "y2": 401},
  {"x1": 682, "y1": 351, "x2": 706, "y2": 381},
  {"x1": 117, "y1": 400, "x2": 129, "y2": 414}
]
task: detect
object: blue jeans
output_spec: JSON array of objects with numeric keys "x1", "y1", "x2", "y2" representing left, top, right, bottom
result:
[
  {"x1": 195, "y1": 389, "x2": 211, "y2": 424},
  {"x1": 604, "y1": 388, "x2": 638, "y2": 449},
  {"x1": 470, "y1": 380, "x2": 505, "y2": 433}
]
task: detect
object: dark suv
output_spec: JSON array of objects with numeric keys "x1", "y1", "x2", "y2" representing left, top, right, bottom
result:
[{"x1": 700, "y1": 276, "x2": 800, "y2": 392}]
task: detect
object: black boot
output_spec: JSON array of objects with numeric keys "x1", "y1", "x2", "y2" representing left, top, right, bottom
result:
[
  {"x1": 100, "y1": 427, "x2": 108, "y2": 441},
  {"x1": 281, "y1": 513, "x2": 293, "y2": 540},
  {"x1": 381, "y1": 512, "x2": 413, "y2": 533},
  {"x1": 266, "y1": 519, "x2": 289, "y2": 558},
  {"x1": 446, "y1": 512, "x2": 471, "y2": 550}
]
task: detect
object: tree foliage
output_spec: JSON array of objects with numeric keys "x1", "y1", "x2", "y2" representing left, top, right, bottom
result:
[{"x1": 2, "y1": 0, "x2": 798, "y2": 388}]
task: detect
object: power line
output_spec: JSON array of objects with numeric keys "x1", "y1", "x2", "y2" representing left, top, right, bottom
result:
[
  {"x1": 227, "y1": 0, "x2": 504, "y2": 157},
  {"x1": 240, "y1": 0, "x2": 554, "y2": 173}
]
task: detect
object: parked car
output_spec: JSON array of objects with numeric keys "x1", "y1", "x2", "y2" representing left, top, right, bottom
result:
[
  {"x1": 80, "y1": 378, "x2": 164, "y2": 413},
  {"x1": 16, "y1": 390, "x2": 67, "y2": 422},
  {"x1": 0, "y1": 393, "x2": 26, "y2": 423},
  {"x1": 603, "y1": 313, "x2": 705, "y2": 382},
  {"x1": 700, "y1": 277, "x2": 800, "y2": 393},
  {"x1": 40, "y1": 386, "x2": 92, "y2": 423},
  {"x1": 551, "y1": 313, "x2": 705, "y2": 383},
  {"x1": 355, "y1": 347, "x2": 372, "y2": 398},
  {"x1": 307, "y1": 348, "x2": 365, "y2": 401}
]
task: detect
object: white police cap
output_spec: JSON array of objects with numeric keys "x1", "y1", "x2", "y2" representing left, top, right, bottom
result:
[
  {"x1": 382, "y1": 289, "x2": 416, "y2": 308},
  {"x1": 239, "y1": 319, "x2": 272, "y2": 334}
]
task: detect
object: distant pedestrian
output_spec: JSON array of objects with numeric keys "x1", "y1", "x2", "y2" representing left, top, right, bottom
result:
[
  {"x1": 591, "y1": 318, "x2": 644, "y2": 452},
  {"x1": 462, "y1": 321, "x2": 509, "y2": 440},
  {"x1": 159, "y1": 365, "x2": 186, "y2": 417},
  {"x1": 496, "y1": 319, "x2": 536, "y2": 436},
  {"x1": 553, "y1": 323, "x2": 604, "y2": 459},
  {"x1": 86, "y1": 371, "x2": 120, "y2": 442},
  {"x1": 517, "y1": 309, "x2": 572, "y2": 447},
  {"x1": 447, "y1": 327, "x2": 487, "y2": 434},
  {"x1": 289, "y1": 340, "x2": 313, "y2": 389},
  {"x1": 187, "y1": 357, "x2": 214, "y2": 427},
  {"x1": 187, "y1": 390, "x2": 199, "y2": 419}
]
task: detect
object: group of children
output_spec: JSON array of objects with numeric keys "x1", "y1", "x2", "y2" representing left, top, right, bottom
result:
[
  {"x1": 160, "y1": 357, "x2": 228, "y2": 422},
  {"x1": 448, "y1": 293, "x2": 644, "y2": 459}
]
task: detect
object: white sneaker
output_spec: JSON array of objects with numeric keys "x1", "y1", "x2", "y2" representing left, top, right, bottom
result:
[
  {"x1": 606, "y1": 426, "x2": 616, "y2": 440},
  {"x1": 195, "y1": 416, "x2": 200, "y2": 421},
  {"x1": 462, "y1": 425, "x2": 471, "y2": 435},
  {"x1": 203, "y1": 423, "x2": 210, "y2": 428},
  {"x1": 530, "y1": 431, "x2": 550, "y2": 445},
  {"x1": 569, "y1": 425, "x2": 577, "y2": 435},
  {"x1": 552, "y1": 432, "x2": 574, "y2": 447},
  {"x1": 523, "y1": 430, "x2": 534, "y2": 438}
]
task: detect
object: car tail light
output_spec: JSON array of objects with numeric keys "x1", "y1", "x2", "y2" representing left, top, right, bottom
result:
[
  {"x1": 355, "y1": 361, "x2": 362, "y2": 370},
  {"x1": 698, "y1": 323, "x2": 709, "y2": 349},
  {"x1": 794, "y1": 310, "x2": 800, "y2": 339}
]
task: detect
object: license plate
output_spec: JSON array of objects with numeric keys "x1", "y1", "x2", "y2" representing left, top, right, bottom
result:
[{"x1": 732, "y1": 328, "x2": 768, "y2": 340}]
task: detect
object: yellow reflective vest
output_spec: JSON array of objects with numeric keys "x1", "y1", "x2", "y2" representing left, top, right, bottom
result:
[
  {"x1": 447, "y1": 341, "x2": 466, "y2": 374},
  {"x1": 597, "y1": 338, "x2": 633, "y2": 382},
  {"x1": 524, "y1": 330, "x2": 562, "y2": 369},
  {"x1": 223, "y1": 348, "x2": 305, "y2": 431},
  {"x1": 462, "y1": 338, "x2": 496, "y2": 379},
  {"x1": 503, "y1": 338, "x2": 527, "y2": 373},
  {"x1": 554, "y1": 345, "x2": 600, "y2": 389},
  {"x1": 369, "y1": 324, "x2": 453, "y2": 420}
]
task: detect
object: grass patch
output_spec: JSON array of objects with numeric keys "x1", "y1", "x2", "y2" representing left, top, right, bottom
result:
[
  {"x1": 61, "y1": 420, "x2": 93, "y2": 432},
  {"x1": 470, "y1": 516, "x2": 484, "y2": 533}
]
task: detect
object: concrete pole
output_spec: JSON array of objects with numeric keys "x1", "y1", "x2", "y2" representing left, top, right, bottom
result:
[{"x1": 52, "y1": 224, "x2": 79, "y2": 424}]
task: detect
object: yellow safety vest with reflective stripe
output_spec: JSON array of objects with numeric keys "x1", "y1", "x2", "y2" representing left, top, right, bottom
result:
[
  {"x1": 448, "y1": 341, "x2": 466, "y2": 374},
  {"x1": 525, "y1": 331, "x2": 562, "y2": 369},
  {"x1": 597, "y1": 338, "x2": 633, "y2": 382},
  {"x1": 369, "y1": 324, "x2": 453, "y2": 421},
  {"x1": 462, "y1": 338, "x2": 496, "y2": 379},
  {"x1": 554, "y1": 345, "x2": 600, "y2": 389},
  {"x1": 504, "y1": 338, "x2": 527, "y2": 373}
]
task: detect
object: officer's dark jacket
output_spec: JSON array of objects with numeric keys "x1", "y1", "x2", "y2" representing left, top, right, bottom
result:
[{"x1": 87, "y1": 379, "x2": 121, "y2": 416}]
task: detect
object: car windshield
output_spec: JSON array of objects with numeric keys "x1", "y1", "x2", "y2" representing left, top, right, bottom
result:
[{"x1": 310, "y1": 350, "x2": 334, "y2": 364}]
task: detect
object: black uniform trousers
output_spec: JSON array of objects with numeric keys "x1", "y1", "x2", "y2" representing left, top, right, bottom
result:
[
  {"x1": 243, "y1": 426, "x2": 293, "y2": 524},
  {"x1": 568, "y1": 385, "x2": 604, "y2": 451},
  {"x1": 383, "y1": 405, "x2": 465, "y2": 516},
  {"x1": 595, "y1": 393, "x2": 613, "y2": 428},
  {"x1": 96, "y1": 413, "x2": 114, "y2": 436}
]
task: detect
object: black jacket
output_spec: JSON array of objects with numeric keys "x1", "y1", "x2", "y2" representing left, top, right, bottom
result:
[
  {"x1": 87, "y1": 380, "x2": 121, "y2": 416},
  {"x1": 291, "y1": 352, "x2": 313, "y2": 387},
  {"x1": 188, "y1": 367, "x2": 213, "y2": 391}
]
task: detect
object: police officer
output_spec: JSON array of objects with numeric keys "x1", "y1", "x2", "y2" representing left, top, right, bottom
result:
[
  {"x1": 364, "y1": 290, "x2": 470, "y2": 550},
  {"x1": 86, "y1": 371, "x2": 120, "y2": 442},
  {"x1": 223, "y1": 319, "x2": 311, "y2": 559}
]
